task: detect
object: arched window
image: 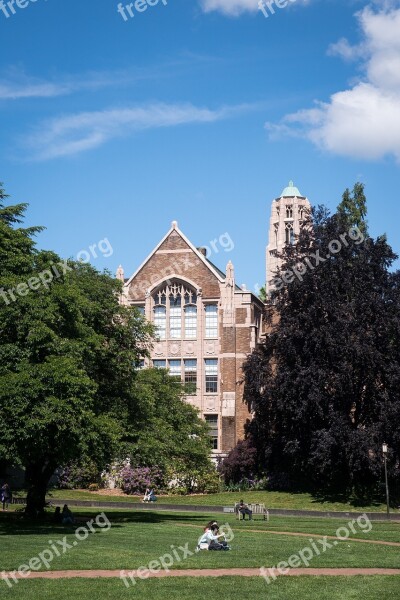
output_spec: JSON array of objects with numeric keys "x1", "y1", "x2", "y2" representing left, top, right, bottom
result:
[{"x1": 152, "y1": 281, "x2": 197, "y2": 340}]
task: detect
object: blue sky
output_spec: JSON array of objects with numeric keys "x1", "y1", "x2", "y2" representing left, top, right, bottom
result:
[{"x1": 1, "y1": 0, "x2": 399, "y2": 292}]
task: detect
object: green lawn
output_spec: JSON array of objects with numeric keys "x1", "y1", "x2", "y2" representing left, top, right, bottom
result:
[
  {"x1": 2, "y1": 577, "x2": 400, "y2": 600},
  {"x1": 1, "y1": 510, "x2": 399, "y2": 573},
  {"x1": 39, "y1": 488, "x2": 395, "y2": 513}
]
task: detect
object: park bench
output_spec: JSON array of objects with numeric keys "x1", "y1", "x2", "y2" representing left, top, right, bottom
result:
[{"x1": 234, "y1": 502, "x2": 269, "y2": 521}]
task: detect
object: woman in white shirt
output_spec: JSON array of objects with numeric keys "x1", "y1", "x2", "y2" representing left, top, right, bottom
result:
[{"x1": 197, "y1": 524, "x2": 230, "y2": 551}]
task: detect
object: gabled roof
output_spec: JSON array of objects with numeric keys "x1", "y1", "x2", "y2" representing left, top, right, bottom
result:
[{"x1": 124, "y1": 221, "x2": 226, "y2": 288}]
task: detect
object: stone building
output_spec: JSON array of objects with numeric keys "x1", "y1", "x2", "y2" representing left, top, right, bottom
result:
[
  {"x1": 118, "y1": 220, "x2": 264, "y2": 458},
  {"x1": 266, "y1": 181, "x2": 311, "y2": 294},
  {"x1": 117, "y1": 181, "x2": 310, "y2": 457}
]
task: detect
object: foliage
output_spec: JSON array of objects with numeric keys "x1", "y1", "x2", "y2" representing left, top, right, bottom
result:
[
  {"x1": 119, "y1": 465, "x2": 164, "y2": 495},
  {"x1": 218, "y1": 438, "x2": 258, "y2": 485},
  {"x1": 57, "y1": 459, "x2": 102, "y2": 490},
  {"x1": 125, "y1": 368, "x2": 214, "y2": 477},
  {"x1": 0, "y1": 183, "x2": 153, "y2": 514},
  {"x1": 168, "y1": 465, "x2": 220, "y2": 494},
  {"x1": 337, "y1": 182, "x2": 368, "y2": 234},
  {"x1": 243, "y1": 184, "x2": 400, "y2": 497},
  {"x1": 258, "y1": 286, "x2": 267, "y2": 302}
]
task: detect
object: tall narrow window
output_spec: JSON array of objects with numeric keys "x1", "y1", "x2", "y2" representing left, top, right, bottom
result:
[
  {"x1": 205, "y1": 305, "x2": 218, "y2": 338},
  {"x1": 204, "y1": 414, "x2": 218, "y2": 450},
  {"x1": 184, "y1": 359, "x2": 197, "y2": 394},
  {"x1": 169, "y1": 360, "x2": 182, "y2": 378},
  {"x1": 205, "y1": 359, "x2": 218, "y2": 393},
  {"x1": 285, "y1": 223, "x2": 294, "y2": 245},
  {"x1": 274, "y1": 224, "x2": 279, "y2": 248},
  {"x1": 184, "y1": 305, "x2": 197, "y2": 339},
  {"x1": 154, "y1": 305, "x2": 166, "y2": 339},
  {"x1": 169, "y1": 295, "x2": 182, "y2": 339}
]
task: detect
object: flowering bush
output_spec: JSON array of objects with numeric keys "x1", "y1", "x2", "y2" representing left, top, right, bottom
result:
[{"x1": 120, "y1": 466, "x2": 164, "y2": 495}]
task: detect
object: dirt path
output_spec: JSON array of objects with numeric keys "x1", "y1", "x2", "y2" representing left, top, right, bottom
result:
[{"x1": 2, "y1": 568, "x2": 400, "y2": 582}]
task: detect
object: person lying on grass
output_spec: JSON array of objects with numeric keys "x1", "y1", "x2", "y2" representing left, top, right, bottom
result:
[{"x1": 197, "y1": 523, "x2": 230, "y2": 551}]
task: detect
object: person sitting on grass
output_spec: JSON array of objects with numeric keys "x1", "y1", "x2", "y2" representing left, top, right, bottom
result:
[
  {"x1": 54, "y1": 506, "x2": 62, "y2": 524},
  {"x1": 197, "y1": 524, "x2": 230, "y2": 551},
  {"x1": 238, "y1": 499, "x2": 253, "y2": 520},
  {"x1": 143, "y1": 488, "x2": 157, "y2": 502},
  {"x1": 61, "y1": 504, "x2": 75, "y2": 525},
  {"x1": 148, "y1": 489, "x2": 157, "y2": 502}
]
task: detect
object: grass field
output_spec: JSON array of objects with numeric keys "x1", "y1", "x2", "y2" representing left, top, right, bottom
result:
[
  {"x1": 2, "y1": 577, "x2": 400, "y2": 600},
  {"x1": 1, "y1": 509, "x2": 399, "y2": 599},
  {"x1": 36, "y1": 488, "x2": 395, "y2": 513},
  {"x1": 1, "y1": 510, "x2": 399, "y2": 572}
]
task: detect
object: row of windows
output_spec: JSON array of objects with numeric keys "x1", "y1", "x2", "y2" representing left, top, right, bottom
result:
[
  {"x1": 153, "y1": 358, "x2": 218, "y2": 393},
  {"x1": 154, "y1": 303, "x2": 218, "y2": 340}
]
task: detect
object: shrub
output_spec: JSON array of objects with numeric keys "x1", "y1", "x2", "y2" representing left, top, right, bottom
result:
[
  {"x1": 57, "y1": 459, "x2": 101, "y2": 490},
  {"x1": 218, "y1": 438, "x2": 257, "y2": 485},
  {"x1": 167, "y1": 465, "x2": 220, "y2": 494},
  {"x1": 120, "y1": 466, "x2": 164, "y2": 495}
]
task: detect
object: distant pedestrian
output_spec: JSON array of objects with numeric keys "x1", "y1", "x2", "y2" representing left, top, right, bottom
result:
[{"x1": 1, "y1": 483, "x2": 11, "y2": 511}]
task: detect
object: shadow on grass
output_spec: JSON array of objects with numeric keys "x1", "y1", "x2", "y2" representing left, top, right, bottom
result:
[
  {"x1": 310, "y1": 490, "x2": 384, "y2": 509},
  {"x1": 0, "y1": 509, "x2": 210, "y2": 536}
]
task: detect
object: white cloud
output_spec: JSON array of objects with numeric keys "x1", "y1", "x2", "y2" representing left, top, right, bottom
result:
[
  {"x1": 200, "y1": 0, "x2": 309, "y2": 16},
  {"x1": 327, "y1": 38, "x2": 366, "y2": 62},
  {"x1": 22, "y1": 103, "x2": 252, "y2": 160},
  {"x1": 266, "y1": 5, "x2": 400, "y2": 162}
]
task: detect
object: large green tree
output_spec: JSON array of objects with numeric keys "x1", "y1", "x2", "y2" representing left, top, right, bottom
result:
[
  {"x1": 128, "y1": 368, "x2": 213, "y2": 483},
  {"x1": 243, "y1": 185, "x2": 400, "y2": 498},
  {"x1": 0, "y1": 184, "x2": 153, "y2": 515}
]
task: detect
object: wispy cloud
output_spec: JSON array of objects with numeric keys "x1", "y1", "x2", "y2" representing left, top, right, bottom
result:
[
  {"x1": 266, "y1": 5, "x2": 400, "y2": 163},
  {"x1": 199, "y1": 0, "x2": 311, "y2": 16},
  {"x1": 22, "y1": 102, "x2": 254, "y2": 160},
  {"x1": 0, "y1": 69, "x2": 131, "y2": 100}
]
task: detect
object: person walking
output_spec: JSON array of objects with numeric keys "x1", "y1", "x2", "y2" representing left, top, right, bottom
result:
[{"x1": 1, "y1": 483, "x2": 11, "y2": 511}]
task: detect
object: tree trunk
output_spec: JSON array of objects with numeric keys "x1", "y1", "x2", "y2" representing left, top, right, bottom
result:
[{"x1": 25, "y1": 462, "x2": 55, "y2": 518}]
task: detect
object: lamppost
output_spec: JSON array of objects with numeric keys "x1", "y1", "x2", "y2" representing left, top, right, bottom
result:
[{"x1": 382, "y1": 443, "x2": 390, "y2": 518}]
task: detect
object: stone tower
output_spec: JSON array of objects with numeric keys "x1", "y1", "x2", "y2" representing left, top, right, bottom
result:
[{"x1": 266, "y1": 181, "x2": 311, "y2": 294}]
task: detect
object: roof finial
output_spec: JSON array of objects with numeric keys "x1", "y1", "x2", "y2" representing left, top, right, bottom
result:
[{"x1": 171, "y1": 220, "x2": 178, "y2": 229}]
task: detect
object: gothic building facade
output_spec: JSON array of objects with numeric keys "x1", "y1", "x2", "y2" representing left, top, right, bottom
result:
[{"x1": 118, "y1": 182, "x2": 309, "y2": 457}]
